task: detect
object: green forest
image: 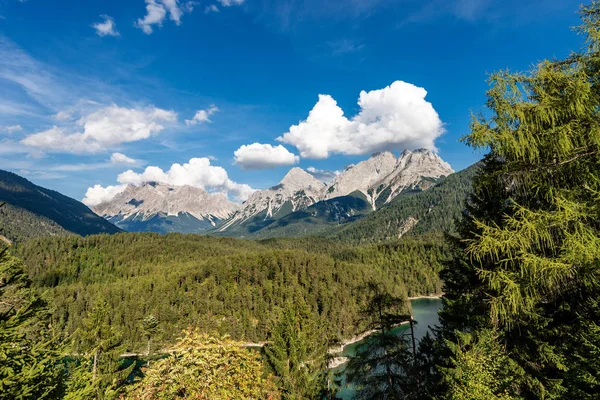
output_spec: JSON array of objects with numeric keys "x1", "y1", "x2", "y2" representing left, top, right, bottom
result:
[
  {"x1": 3, "y1": 2, "x2": 600, "y2": 399},
  {"x1": 13, "y1": 232, "x2": 444, "y2": 349}
]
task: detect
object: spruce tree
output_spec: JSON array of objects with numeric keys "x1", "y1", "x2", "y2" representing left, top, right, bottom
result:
[
  {"x1": 264, "y1": 301, "x2": 329, "y2": 399},
  {"x1": 343, "y1": 282, "x2": 416, "y2": 399},
  {"x1": 0, "y1": 247, "x2": 64, "y2": 399},
  {"x1": 66, "y1": 299, "x2": 132, "y2": 399}
]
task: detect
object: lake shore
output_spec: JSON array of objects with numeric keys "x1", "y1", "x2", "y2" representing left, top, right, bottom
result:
[
  {"x1": 327, "y1": 294, "x2": 443, "y2": 368},
  {"x1": 407, "y1": 293, "x2": 443, "y2": 300}
]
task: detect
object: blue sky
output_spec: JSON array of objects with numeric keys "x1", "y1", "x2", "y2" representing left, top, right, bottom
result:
[{"x1": 0, "y1": 0, "x2": 583, "y2": 204}]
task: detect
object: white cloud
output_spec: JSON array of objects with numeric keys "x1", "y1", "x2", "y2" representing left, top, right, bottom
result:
[
  {"x1": 135, "y1": 0, "x2": 196, "y2": 34},
  {"x1": 307, "y1": 166, "x2": 340, "y2": 183},
  {"x1": 205, "y1": 5, "x2": 220, "y2": 13},
  {"x1": 162, "y1": 0, "x2": 183, "y2": 24},
  {"x1": 2, "y1": 124, "x2": 22, "y2": 134},
  {"x1": 19, "y1": 170, "x2": 65, "y2": 180},
  {"x1": 136, "y1": 0, "x2": 168, "y2": 34},
  {"x1": 185, "y1": 105, "x2": 219, "y2": 125},
  {"x1": 83, "y1": 184, "x2": 128, "y2": 207},
  {"x1": 21, "y1": 105, "x2": 177, "y2": 153},
  {"x1": 217, "y1": 0, "x2": 244, "y2": 6},
  {"x1": 53, "y1": 111, "x2": 72, "y2": 121},
  {"x1": 234, "y1": 143, "x2": 299, "y2": 170},
  {"x1": 277, "y1": 81, "x2": 444, "y2": 159},
  {"x1": 106, "y1": 157, "x2": 255, "y2": 202},
  {"x1": 92, "y1": 15, "x2": 119, "y2": 37},
  {"x1": 110, "y1": 152, "x2": 137, "y2": 164}
]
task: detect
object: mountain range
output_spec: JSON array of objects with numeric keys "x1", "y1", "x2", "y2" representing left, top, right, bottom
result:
[
  {"x1": 212, "y1": 149, "x2": 454, "y2": 237},
  {"x1": 0, "y1": 148, "x2": 472, "y2": 242},
  {"x1": 92, "y1": 182, "x2": 239, "y2": 234}
]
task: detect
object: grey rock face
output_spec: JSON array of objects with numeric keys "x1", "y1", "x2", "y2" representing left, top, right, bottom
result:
[{"x1": 93, "y1": 182, "x2": 239, "y2": 226}]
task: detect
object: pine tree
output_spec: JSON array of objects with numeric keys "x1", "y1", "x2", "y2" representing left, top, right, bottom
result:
[
  {"x1": 436, "y1": 2, "x2": 600, "y2": 398},
  {"x1": 141, "y1": 314, "x2": 159, "y2": 359}
]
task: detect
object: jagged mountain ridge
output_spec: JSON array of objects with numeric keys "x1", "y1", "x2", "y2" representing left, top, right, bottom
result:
[
  {"x1": 323, "y1": 149, "x2": 454, "y2": 209},
  {"x1": 90, "y1": 149, "x2": 454, "y2": 236},
  {"x1": 217, "y1": 167, "x2": 325, "y2": 232},
  {"x1": 92, "y1": 182, "x2": 239, "y2": 234},
  {"x1": 215, "y1": 149, "x2": 454, "y2": 237}
]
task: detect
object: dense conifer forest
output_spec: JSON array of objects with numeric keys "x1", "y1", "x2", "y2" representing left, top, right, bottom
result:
[{"x1": 13, "y1": 232, "x2": 445, "y2": 352}]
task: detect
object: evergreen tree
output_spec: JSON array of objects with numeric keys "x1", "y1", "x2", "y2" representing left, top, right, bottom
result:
[
  {"x1": 67, "y1": 299, "x2": 132, "y2": 399},
  {"x1": 0, "y1": 247, "x2": 64, "y2": 399},
  {"x1": 343, "y1": 283, "x2": 416, "y2": 399},
  {"x1": 264, "y1": 302, "x2": 329, "y2": 399},
  {"x1": 436, "y1": 2, "x2": 600, "y2": 398},
  {"x1": 141, "y1": 314, "x2": 159, "y2": 359}
]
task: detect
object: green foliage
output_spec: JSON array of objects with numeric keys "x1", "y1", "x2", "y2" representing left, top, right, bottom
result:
[
  {"x1": 0, "y1": 169, "x2": 120, "y2": 242},
  {"x1": 435, "y1": 3, "x2": 600, "y2": 398},
  {"x1": 141, "y1": 314, "x2": 159, "y2": 357},
  {"x1": 14, "y1": 233, "x2": 444, "y2": 353},
  {"x1": 264, "y1": 302, "x2": 329, "y2": 399},
  {"x1": 66, "y1": 299, "x2": 133, "y2": 400},
  {"x1": 126, "y1": 328, "x2": 281, "y2": 399},
  {"x1": 0, "y1": 248, "x2": 64, "y2": 399},
  {"x1": 343, "y1": 283, "x2": 416, "y2": 400},
  {"x1": 0, "y1": 202, "x2": 68, "y2": 244},
  {"x1": 441, "y1": 330, "x2": 522, "y2": 400}
]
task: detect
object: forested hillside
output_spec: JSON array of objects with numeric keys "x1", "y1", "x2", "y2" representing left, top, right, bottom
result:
[
  {"x1": 14, "y1": 232, "x2": 446, "y2": 352},
  {"x1": 0, "y1": 202, "x2": 68, "y2": 244},
  {"x1": 327, "y1": 163, "x2": 479, "y2": 244},
  {"x1": 0, "y1": 170, "x2": 121, "y2": 242}
]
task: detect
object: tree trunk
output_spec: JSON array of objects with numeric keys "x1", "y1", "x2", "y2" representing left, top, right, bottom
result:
[{"x1": 92, "y1": 350, "x2": 98, "y2": 381}]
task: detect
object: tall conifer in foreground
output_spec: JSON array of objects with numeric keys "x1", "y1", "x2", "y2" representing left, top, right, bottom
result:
[
  {"x1": 437, "y1": 2, "x2": 600, "y2": 398},
  {"x1": 0, "y1": 247, "x2": 64, "y2": 399}
]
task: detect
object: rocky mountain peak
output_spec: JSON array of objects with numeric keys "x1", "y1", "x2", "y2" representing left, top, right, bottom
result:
[
  {"x1": 279, "y1": 167, "x2": 323, "y2": 190},
  {"x1": 93, "y1": 183, "x2": 239, "y2": 222},
  {"x1": 322, "y1": 149, "x2": 453, "y2": 209}
]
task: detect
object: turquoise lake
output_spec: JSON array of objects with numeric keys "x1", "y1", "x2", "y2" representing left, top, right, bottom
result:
[{"x1": 334, "y1": 297, "x2": 443, "y2": 399}]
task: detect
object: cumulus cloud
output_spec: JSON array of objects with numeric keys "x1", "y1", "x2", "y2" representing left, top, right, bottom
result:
[
  {"x1": 185, "y1": 105, "x2": 219, "y2": 125},
  {"x1": 92, "y1": 15, "x2": 119, "y2": 37},
  {"x1": 2, "y1": 124, "x2": 22, "y2": 134},
  {"x1": 205, "y1": 5, "x2": 219, "y2": 13},
  {"x1": 277, "y1": 81, "x2": 444, "y2": 159},
  {"x1": 83, "y1": 184, "x2": 128, "y2": 207},
  {"x1": 21, "y1": 105, "x2": 177, "y2": 153},
  {"x1": 234, "y1": 143, "x2": 299, "y2": 170},
  {"x1": 136, "y1": 0, "x2": 195, "y2": 34},
  {"x1": 307, "y1": 166, "x2": 340, "y2": 183},
  {"x1": 110, "y1": 152, "x2": 137, "y2": 164},
  {"x1": 83, "y1": 157, "x2": 255, "y2": 206}
]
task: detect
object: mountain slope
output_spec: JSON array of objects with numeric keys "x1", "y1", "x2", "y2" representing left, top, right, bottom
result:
[
  {"x1": 215, "y1": 168, "x2": 325, "y2": 235},
  {"x1": 0, "y1": 170, "x2": 120, "y2": 241},
  {"x1": 247, "y1": 191, "x2": 372, "y2": 239},
  {"x1": 323, "y1": 149, "x2": 454, "y2": 209},
  {"x1": 325, "y1": 162, "x2": 480, "y2": 244},
  {"x1": 93, "y1": 182, "x2": 239, "y2": 234}
]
